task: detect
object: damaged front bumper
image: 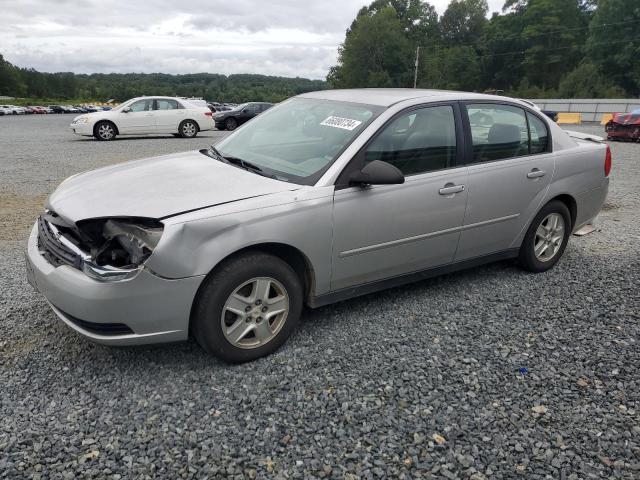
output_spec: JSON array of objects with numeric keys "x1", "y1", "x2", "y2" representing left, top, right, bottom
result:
[{"x1": 26, "y1": 222, "x2": 205, "y2": 345}]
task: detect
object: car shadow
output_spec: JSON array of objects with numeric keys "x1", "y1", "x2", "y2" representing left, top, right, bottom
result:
[
  {"x1": 38, "y1": 258, "x2": 526, "y2": 371},
  {"x1": 72, "y1": 134, "x2": 220, "y2": 142}
]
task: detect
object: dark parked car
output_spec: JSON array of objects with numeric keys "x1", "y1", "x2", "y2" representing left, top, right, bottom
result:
[
  {"x1": 49, "y1": 105, "x2": 66, "y2": 114},
  {"x1": 213, "y1": 102, "x2": 273, "y2": 131}
]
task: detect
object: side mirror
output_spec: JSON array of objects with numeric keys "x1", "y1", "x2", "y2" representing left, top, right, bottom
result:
[
  {"x1": 349, "y1": 160, "x2": 404, "y2": 186},
  {"x1": 243, "y1": 109, "x2": 249, "y2": 113},
  {"x1": 122, "y1": 106, "x2": 131, "y2": 113}
]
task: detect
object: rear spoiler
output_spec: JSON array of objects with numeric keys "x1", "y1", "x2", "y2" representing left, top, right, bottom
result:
[{"x1": 564, "y1": 130, "x2": 604, "y2": 143}]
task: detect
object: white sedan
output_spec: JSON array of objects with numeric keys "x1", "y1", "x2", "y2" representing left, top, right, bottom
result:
[
  {"x1": 70, "y1": 96, "x2": 215, "y2": 140},
  {"x1": 0, "y1": 105, "x2": 25, "y2": 115}
]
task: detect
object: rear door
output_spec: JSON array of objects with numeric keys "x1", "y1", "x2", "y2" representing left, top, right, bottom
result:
[
  {"x1": 154, "y1": 99, "x2": 185, "y2": 133},
  {"x1": 454, "y1": 103, "x2": 555, "y2": 260},
  {"x1": 331, "y1": 103, "x2": 469, "y2": 290},
  {"x1": 117, "y1": 99, "x2": 155, "y2": 134}
]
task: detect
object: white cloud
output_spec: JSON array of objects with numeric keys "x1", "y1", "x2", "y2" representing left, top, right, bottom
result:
[{"x1": 0, "y1": 0, "x2": 506, "y2": 79}]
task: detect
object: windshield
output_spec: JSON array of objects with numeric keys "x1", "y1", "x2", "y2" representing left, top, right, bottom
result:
[
  {"x1": 233, "y1": 103, "x2": 248, "y2": 111},
  {"x1": 214, "y1": 98, "x2": 383, "y2": 185}
]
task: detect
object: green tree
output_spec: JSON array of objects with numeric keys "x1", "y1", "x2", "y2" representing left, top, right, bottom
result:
[
  {"x1": 328, "y1": 6, "x2": 412, "y2": 88},
  {"x1": 586, "y1": 0, "x2": 640, "y2": 96},
  {"x1": 488, "y1": 0, "x2": 596, "y2": 92},
  {"x1": 356, "y1": 0, "x2": 440, "y2": 43},
  {"x1": 440, "y1": 0, "x2": 489, "y2": 45},
  {"x1": 518, "y1": 0, "x2": 590, "y2": 89},
  {"x1": 0, "y1": 54, "x2": 26, "y2": 96},
  {"x1": 557, "y1": 62, "x2": 625, "y2": 97},
  {"x1": 482, "y1": 11, "x2": 527, "y2": 90},
  {"x1": 419, "y1": 45, "x2": 482, "y2": 90}
]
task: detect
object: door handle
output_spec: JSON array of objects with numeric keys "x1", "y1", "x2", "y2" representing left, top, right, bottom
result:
[
  {"x1": 527, "y1": 168, "x2": 546, "y2": 179},
  {"x1": 439, "y1": 183, "x2": 465, "y2": 196}
]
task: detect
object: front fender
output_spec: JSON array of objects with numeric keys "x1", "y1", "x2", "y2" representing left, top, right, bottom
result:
[{"x1": 146, "y1": 187, "x2": 335, "y2": 296}]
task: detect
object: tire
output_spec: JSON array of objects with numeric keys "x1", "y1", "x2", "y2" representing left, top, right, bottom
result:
[
  {"x1": 519, "y1": 200, "x2": 571, "y2": 273},
  {"x1": 179, "y1": 120, "x2": 198, "y2": 138},
  {"x1": 192, "y1": 252, "x2": 303, "y2": 363},
  {"x1": 94, "y1": 121, "x2": 117, "y2": 141},
  {"x1": 225, "y1": 117, "x2": 238, "y2": 131}
]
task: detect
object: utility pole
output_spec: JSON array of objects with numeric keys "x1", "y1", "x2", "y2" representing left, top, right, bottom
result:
[{"x1": 413, "y1": 46, "x2": 420, "y2": 89}]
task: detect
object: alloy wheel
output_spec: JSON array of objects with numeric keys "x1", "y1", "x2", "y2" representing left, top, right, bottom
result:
[
  {"x1": 221, "y1": 277, "x2": 289, "y2": 349},
  {"x1": 182, "y1": 121, "x2": 196, "y2": 137},
  {"x1": 98, "y1": 123, "x2": 115, "y2": 140},
  {"x1": 534, "y1": 213, "x2": 565, "y2": 262}
]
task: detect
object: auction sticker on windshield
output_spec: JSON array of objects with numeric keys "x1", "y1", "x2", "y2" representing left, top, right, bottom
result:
[{"x1": 320, "y1": 116, "x2": 362, "y2": 130}]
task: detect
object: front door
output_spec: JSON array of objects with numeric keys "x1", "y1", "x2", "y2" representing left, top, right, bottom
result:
[
  {"x1": 117, "y1": 98, "x2": 156, "y2": 134},
  {"x1": 455, "y1": 103, "x2": 555, "y2": 260},
  {"x1": 331, "y1": 104, "x2": 468, "y2": 291}
]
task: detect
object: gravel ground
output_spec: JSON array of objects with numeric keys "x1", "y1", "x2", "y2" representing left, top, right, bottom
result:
[{"x1": 1, "y1": 116, "x2": 638, "y2": 479}]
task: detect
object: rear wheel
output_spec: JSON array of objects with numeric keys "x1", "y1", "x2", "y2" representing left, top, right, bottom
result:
[
  {"x1": 225, "y1": 117, "x2": 238, "y2": 131},
  {"x1": 94, "y1": 121, "x2": 117, "y2": 141},
  {"x1": 519, "y1": 200, "x2": 571, "y2": 272},
  {"x1": 179, "y1": 120, "x2": 198, "y2": 138},
  {"x1": 192, "y1": 252, "x2": 303, "y2": 363}
]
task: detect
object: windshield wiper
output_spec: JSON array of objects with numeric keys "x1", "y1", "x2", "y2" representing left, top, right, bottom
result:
[{"x1": 209, "y1": 146, "x2": 277, "y2": 179}]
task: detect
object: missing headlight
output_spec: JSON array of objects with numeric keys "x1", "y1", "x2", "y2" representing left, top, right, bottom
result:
[
  {"x1": 74, "y1": 217, "x2": 164, "y2": 281},
  {"x1": 100, "y1": 219, "x2": 163, "y2": 267}
]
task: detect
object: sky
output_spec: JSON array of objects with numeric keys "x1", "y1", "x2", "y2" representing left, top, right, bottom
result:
[{"x1": 1, "y1": 0, "x2": 505, "y2": 79}]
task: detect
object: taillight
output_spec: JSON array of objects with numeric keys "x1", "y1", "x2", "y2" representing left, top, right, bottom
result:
[
  {"x1": 604, "y1": 145, "x2": 612, "y2": 177},
  {"x1": 204, "y1": 111, "x2": 212, "y2": 117}
]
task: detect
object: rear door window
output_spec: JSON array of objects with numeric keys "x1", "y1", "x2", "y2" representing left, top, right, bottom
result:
[
  {"x1": 156, "y1": 99, "x2": 179, "y2": 110},
  {"x1": 466, "y1": 104, "x2": 529, "y2": 162},
  {"x1": 527, "y1": 112, "x2": 549, "y2": 154}
]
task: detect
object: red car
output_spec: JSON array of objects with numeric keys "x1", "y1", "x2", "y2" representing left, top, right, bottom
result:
[{"x1": 605, "y1": 110, "x2": 640, "y2": 142}]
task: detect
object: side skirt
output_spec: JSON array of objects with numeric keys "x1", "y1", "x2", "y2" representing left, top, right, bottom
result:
[{"x1": 309, "y1": 249, "x2": 520, "y2": 308}]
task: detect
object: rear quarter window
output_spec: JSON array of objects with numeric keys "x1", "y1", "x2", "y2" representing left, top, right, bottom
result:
[{"x1": 527, "y1": 112, "x2": 549, "y2": 154}]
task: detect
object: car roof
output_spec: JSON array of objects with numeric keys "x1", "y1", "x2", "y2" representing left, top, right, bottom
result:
[
  {"x1": 127, "y1": 96, "x2": 188, "y2": 102},
  {"x1": 298, "y1": 88, "x2": 522, "y2": 107}
]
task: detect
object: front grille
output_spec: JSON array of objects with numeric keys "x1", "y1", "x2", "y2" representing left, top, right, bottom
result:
[
  {"x1": 55, "y1": 306, "x2": 134, "y2": 335},
  {"x1": 37, "y1": 216, "x2": 83, "y2": 269}
]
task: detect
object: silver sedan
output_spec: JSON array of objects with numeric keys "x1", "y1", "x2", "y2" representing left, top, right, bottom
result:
[{"x1": 26, "y1": 89, "x2": 610, "y2": 362}]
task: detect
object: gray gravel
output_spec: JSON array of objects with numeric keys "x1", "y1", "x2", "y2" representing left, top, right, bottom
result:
[{"x1": 1, "y1": 116, "x2": 638, "y2": 479}]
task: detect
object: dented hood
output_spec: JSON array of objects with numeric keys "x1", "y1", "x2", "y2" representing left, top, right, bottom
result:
[{"x1": 47, "y1": 150, "x2": 299, "y2": 222}]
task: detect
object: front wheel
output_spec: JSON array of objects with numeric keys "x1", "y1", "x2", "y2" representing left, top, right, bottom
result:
[
  {"x1": 179, "y1": 120, "x2": 198, "y2": 138},
  {"x1": 191, "y1": 253, "x2": 303, "y2": 363},
  {"x1": 94, "y1": 121, "x2": 117, "y2": 141},
  {"x1": 519, "y1": 200, "x2": 571, "y2": 272},
  {"x1": 225, "y1": 117, "x2": 238, "y2": 131}
]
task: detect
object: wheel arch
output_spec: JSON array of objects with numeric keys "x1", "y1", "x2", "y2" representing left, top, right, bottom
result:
[
  {"x1": 548, "y1": 193, "x2": 577, "y2": 230},
  {"x1": 93, "y1": 119, "x2": 119, "y2": 135},
  {"x1": 189, "y1": 242, "x2": 317, "y2": 324}
]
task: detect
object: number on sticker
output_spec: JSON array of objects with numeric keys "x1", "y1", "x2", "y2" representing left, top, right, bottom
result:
[{"x1": 320, "y1": 116, "x2": 362, "y2": 131}]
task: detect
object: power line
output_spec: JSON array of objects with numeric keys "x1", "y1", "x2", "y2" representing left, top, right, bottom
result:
[
  {"x1": 475, "y1": 36, "x2": 640, "y2": 60},
  {"x1": 431, "y1": 18, "x2": 640, "y2": 52},
  {"x1": 413, "y1": 36, "x2": 639, "y2": 87},
  {"x1": 483, "y1": 18, "x2": 640, "y2": 45},
  {"x1": 412, "y1": 18, "x2": 640, "y2": 88}
]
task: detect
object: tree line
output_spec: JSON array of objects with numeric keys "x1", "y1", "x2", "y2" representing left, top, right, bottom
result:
[
  {"x1": 0, "y1": 55, "x2": 327, "y2": 103},
  {"x1": 329, "y1": 0, "x2": 640, "y2": 98}
]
